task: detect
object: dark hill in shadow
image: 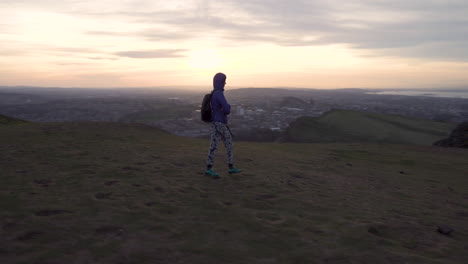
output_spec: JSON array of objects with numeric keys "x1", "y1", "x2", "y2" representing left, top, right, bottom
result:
[
  {"x1": 284, "y1": 109, "x2": 456, "y2": 145},
  {"x1": 434, "y1": 122, "x2": 468, "y2": 148}
]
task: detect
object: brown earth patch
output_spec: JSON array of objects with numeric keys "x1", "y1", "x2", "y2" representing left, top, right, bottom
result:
[
  {"x1": 104, "y1": 180, "x2": 119, "y2": 186},
  {"x1": 95, "y1": 226, "x2": 124, "y2": 237},
  {"x1": 255, "y1": 194, "x2": 278, "y2": 200},
  {"x1": 33, "y1": 179, "x2": 51, "y2": 187},
  {"x1": 17, "y1": 231, "x2": 43, "y2": 241},
  {"x1": 35, "y1": 209, "x2": 72, "y2": 216},
  {"x1": 95, "y1": 192, "x2": 113, "y2": 200},
  {"x1": 154, "y1": 187, "x2": 166, "y2": 193}
]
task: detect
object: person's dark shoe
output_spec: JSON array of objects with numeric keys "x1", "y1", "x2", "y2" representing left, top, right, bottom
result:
[
  {"x1": 228, "y1": 168, "x2": 242, "y2": 174},
  {"x1": 205, "y1": 169, "x2": 220, "y2": 179}
]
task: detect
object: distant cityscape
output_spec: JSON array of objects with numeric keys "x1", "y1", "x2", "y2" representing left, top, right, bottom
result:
[
  {"x1": 147, "y1": 88, "x2": 468, "y2": 138},
  {"x1": 1, "y1": 86, "x2": 467, "y2": 139}
]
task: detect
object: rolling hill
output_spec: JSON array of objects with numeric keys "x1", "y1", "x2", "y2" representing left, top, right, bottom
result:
[
  {"x1": 284, "y1": 110, "x2": 457, "y2": 145},
  {"x1": 0, "y1": 114, "x2": 27, "y2": 125},
  {"x1": 0, "y1": 119, "x2": 467, "y2": 264}
]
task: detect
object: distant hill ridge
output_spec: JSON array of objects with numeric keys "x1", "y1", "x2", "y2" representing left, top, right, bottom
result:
[
  {"x1": 0, "y1": 114, "x2": 27, "y2": 125},
  {"x1": 284, "y1": 109, "x2": 456, "y2": 145}
]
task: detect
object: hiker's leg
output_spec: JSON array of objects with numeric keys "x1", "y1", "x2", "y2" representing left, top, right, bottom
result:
[
  {"x1": 206, "y1": 123, "x2": 220, "y2": 169},
  {"x1": 219, "y1": 123, "x2": 234, "y2": 167}
]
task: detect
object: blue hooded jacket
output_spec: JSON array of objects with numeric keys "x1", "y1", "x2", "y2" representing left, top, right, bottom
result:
[{"x1": 211, "y1": 73, "x2": 231, "y2": 124}]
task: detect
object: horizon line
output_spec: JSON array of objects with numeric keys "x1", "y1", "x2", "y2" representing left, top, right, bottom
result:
[{"x1": 1, "y1": 85, "x2": 468, "y2": 91}]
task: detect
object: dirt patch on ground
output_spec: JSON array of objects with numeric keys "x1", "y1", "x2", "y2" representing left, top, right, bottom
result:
[
  {"x1": 104, "y1": 180, "x2": 119, "y2": 186},
  {"x1": 255, "y1": 212, "x2": 284, "y2": 224},
  {"x1": 172, "y1": 162, "x2": 186, "y2": 168},
  {"x1": 35, "y1": 209, "x2": 72, "y2": 216},
  {"x1": 95, "y1": 226, "x2": 125, "y2": 237},
  {"x1": 367, "y1": 223, "x2": 449, "y2": 251},
  {"x1": 255, "y1": 194, "x2": 278, "y2": 200},
  {"x1": 95, "y1": 192, "x2": 113, "y2": 200},
  {"x1": 2, "y1": 222, "x2": 17, "y2": 230},
  {"x1": 456, "y1": 211, "x2": 468, "y2": 218},
  {"x1": 289, "y1": 173, "x2": 304, "y2": 179},
  {"x1": 121, "y1": 166, "x2": 142, "y2": 171},
  {"x1": 154, "y1": 187, "x2": 166, "y2": 193},
  {"x1": 33, "y1": 179, "x2": 51, "y2": 187},
  {"x1": 16, "y1": 231, "x2": 43, "y2": 241}
]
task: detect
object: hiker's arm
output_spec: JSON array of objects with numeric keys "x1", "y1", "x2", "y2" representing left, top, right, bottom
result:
[{"x1": 219, "y1": 93, "x2": 231, "y2": 114}]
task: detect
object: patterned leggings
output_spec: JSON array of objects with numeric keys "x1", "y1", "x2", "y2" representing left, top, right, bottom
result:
[{"x1": 206, "y1": 122, "x2": 233, "y2": 166}]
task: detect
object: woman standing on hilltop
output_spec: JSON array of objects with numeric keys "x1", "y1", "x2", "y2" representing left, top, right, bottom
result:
[{"x1": 205, "y1": 73, "x2": 241, "y2": 178}]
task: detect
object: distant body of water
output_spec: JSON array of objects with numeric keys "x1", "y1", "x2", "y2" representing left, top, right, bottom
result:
[{"x1": 367, "y1": 90, "x2": 468, "y2": 99}]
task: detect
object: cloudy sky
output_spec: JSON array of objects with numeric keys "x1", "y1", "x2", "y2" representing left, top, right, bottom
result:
[{"x1": 1, "y1": 0, "x2": 467, "y2": 89}]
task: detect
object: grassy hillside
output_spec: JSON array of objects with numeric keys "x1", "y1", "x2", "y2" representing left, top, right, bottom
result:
[
  {"x1": 0, "y1": 114, "x2": 27, "y2": 125},
  {"x1": 1, "y1": 121, "x2": 468, "y2": 264},
  {"x1": 285, "y1": 110, "x2": 457, "y2": 145}
]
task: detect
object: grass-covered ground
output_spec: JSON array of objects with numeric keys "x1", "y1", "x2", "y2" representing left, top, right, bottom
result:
[
  {"x1": 285, "y1": 110, "x2": 457, "y2": 145},
  {"x1": 0, "y1": 114, "x2": 27, "y2": 125},
  {"x1": 1, "y1": 121, "x2": 467, "y2": 264}
]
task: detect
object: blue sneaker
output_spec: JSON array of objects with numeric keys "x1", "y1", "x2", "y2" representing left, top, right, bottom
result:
[
  {"x1": 228, "y1": 168, "x2": 242, "y2": 174},
  {"x1": 205, "y1": 169, "x2": 220, "y2": 179}
]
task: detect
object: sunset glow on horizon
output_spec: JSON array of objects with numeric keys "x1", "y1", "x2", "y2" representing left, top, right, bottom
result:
[{"x1": 1, "y1": 0, "x2": 468, "y2": 89}]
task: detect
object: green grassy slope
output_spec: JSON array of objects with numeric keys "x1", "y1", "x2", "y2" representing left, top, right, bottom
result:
[
  {"x1": 285, "y1": 110, "x2": 456, "y2": 145},
  {"x1": 1, "y1": 122, "x2": 467, "y2": 264},
  {"x1": 0, "y1": 114, "x2": 27, "y2": 125}
]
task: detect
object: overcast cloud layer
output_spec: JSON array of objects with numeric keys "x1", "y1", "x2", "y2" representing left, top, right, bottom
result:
[
  {"x1": 1, "y1": 0, "x2": 467, "y2": 88},
  {"x1": 2, "y1": 0, "x2": 466, "y2": 61}
]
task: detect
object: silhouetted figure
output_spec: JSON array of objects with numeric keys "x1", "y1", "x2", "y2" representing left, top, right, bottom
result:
[{"x1": 205, "y1": 73, "x2": 241, "y2": 178}]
